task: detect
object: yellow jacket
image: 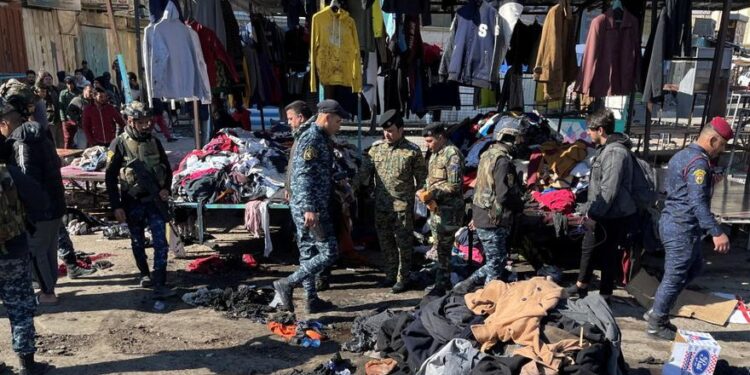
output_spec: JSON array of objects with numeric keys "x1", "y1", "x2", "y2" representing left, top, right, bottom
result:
[{"x1": 310, "y1": 6, "x2": 363, "y2": 92}]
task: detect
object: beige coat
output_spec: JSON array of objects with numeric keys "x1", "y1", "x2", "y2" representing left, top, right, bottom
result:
[{"x1": 533, "y1": 1, "x2": 579, "y2": 100}]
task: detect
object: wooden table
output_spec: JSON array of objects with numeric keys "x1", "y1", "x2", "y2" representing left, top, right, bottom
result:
[{"x1": 60, "y1": 166, "x2": 107, "y2": 205}]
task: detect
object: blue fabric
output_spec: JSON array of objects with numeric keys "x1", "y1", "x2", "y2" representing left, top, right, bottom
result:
[
  {"x1": 287, "y1": 206, "x2": 338, "y2": 290},
  {"x1": 0, "y1": 256, "x2": 37, "y2": 354},
  {"x1": 126, "y1": 201, "x2": 169, "y2": 275},
  {"x1": 471, "y1": 227, "x2": 509, "y2": 284},
  {"x1": 651, "y1": 220, "x2": 704, "y2": 317}
]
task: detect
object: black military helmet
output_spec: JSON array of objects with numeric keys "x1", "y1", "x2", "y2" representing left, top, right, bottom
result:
[
  {"x1": 0, "y1": 79, "x2": 35, "y2": 117},
  {"x1": 121, "y1": 100, "x2": 152, "y2": 120}
]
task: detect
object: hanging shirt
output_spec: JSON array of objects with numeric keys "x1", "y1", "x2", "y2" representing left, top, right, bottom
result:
[
  {"x1": 187, "y1": 20, "x2": 240, "y2": 88},
  {"x1": 310, "y1": 6, "x2": 363, "y2": 92}
]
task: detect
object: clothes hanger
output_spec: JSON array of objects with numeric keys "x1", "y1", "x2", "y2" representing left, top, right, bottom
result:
[
  {"x1": 330, "y1": 0, "x2": 340, "y2": 12},
  {"x1": 612, "y1": 0, "x2": 624, "y2": 25}
]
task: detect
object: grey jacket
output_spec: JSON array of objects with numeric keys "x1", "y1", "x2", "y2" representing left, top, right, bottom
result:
[{"x1": 586, "y1": 133, "x2": 636, "y2": 220}]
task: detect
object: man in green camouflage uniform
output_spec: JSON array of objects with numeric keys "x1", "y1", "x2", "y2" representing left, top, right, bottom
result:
[
  {"x1": 417, "y1": 123, "x2": 464, "y2": 294},
  {"x1": 360, "y1": 110, "x2": 427, "y2": 293}
]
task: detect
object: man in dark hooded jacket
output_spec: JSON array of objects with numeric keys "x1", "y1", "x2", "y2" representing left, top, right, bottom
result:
[
  {"x1": 567, "y1": 109, "x2": 636, "y2": 302},
  {"x1": 0, "y1": 87, "x2": 66, "y2": 306}
]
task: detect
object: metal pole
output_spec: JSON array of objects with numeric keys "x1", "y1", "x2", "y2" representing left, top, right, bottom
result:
[
  {"x1": 705, "y1": 0, "x2": 733, "y2": 122},
  {"x1": 193, "y1": 101, "x2": 201, "y2": 149},
  {"x1": 134, "y1": 0, "x2": 145, "y2": 98},
  {"x1": 643, "y1": 0, "x2": 658, "y2": 158}
]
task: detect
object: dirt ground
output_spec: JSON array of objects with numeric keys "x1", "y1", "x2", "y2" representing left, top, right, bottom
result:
[{"x1": 2, "y1": 212, "x2": 750, "y2": 374}]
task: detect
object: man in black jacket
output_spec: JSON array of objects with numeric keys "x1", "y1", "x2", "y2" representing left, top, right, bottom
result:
[
  {"x1": 0, "y1": 92, "x2": 66, "y2": 306},
  {"x1": 0, "y1": 126, "x2": 52, "y2": 374},
  {"x1": 567, "y1": 109, "x2": 636, "y2": 301}
]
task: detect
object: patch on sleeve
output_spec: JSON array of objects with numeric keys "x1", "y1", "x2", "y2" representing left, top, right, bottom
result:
[
  {"x1": 303, "y1": 147, "x2": 318, "y2": 161},
  {"x1": 106, "y1": 150, "x2": 115, "y2": 163},
  {"x1": 693, "y1": 169, "x2": 706, "y2": 185}
]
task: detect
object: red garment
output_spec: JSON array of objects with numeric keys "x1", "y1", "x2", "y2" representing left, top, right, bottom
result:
[
  {"x1": 423, "y1": 43, "x2": 442, "y2": 66},
  {"x1": 526, "y1": 151, "x2": 544, "y2": 187},
  {"x1": 231, "y1": 108, "x2": 251, "y2": 131},
  {"x1": 242, "y1": 254, "x2": 258, "y2": 268},
  {"x1": 531, "y1": 190, "x2": 576, "y2": 214},
  {"x1": 457, "y1": 244, "x2": 484, "y2": 265},
  {"x1": 153, "y1": 114, "x2": 172, "y2": 138},
  {"x1": 82, "y1": 103, "x2": 125, "y2": 146},
  {"x1": 186, "y1": 20, "x2": 240, "y2": 88},
  {"x1": 574, "y1": 9, "x2": 641, "y2": 97},
  {"x1": 463, "y1": 170, "x2": 477, "y2": 190},
  {"x1": 186, "y1": 255, "x2": 226, "y2": 274},
  {"x1": 62, "y1": 120, "x2": 78, "y2": 149}
]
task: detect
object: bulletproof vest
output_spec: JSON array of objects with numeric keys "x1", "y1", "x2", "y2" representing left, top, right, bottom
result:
[
  {"x1": 0, "y1": 164, "x2": 27, "y2": 253},
  {"x1": 473, "y1": 144, "x2": 514, "y2": 219},
  {"x1": 118, "y1": 131, "x2": 167, "y2": 199}
]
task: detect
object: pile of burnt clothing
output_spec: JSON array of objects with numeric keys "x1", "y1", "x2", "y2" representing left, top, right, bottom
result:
[
  {"x1": 268, "y1": 314, "x2": 327, "y2": 348},
  {"x1": 181, "y1": 285, "x2": 276, "y2": 323},
  {"x1": 172, "y1": 129, "x2": 288, "y2": 204},
  {"x1": 70, "y1": 146, "x2": 108, "y2": 171},
  {"x1": 343, "y1": 310, "x2": 398, "y2": 353},
  {"x1": 370, "y1": 278, "x2": 625, "y2": 375}
]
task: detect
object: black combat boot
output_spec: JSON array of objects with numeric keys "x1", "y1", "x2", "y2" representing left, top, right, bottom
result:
[
  {"x1": 452, "y1": 277, "x2": 481, "y2": 295},
  {"x1": 151, "y1": 269, "x2": 175, "y2": 299},
  {"x1": 646, "y1": 313, "x2": 677, "y2": 341},
  {"x1": 391, "y1": 279, "x2": 411, "y2": 294},
  {"x1": 18, "y1": 353, "x2": 50, "y2": 375},
  {"x1": 564, "y1": 284, "x2": 588, "y2": 299}
]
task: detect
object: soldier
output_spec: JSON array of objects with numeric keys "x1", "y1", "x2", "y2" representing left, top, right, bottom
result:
[
  {"x1": 284, "y1": 100, "x2": 314, "y2": 201},
  {"x1": 105, "y1": 101, "x2": 174, "y2": 299},
  {"x1": 0, "y1": 99, "x2": 51, "y2": 375},
  {"x1": 646, "y1": 117, "x2": 733, "y2": 340},
  {"x1": 271, "y1": 99, "x2": 348, "y2": 313},
  {"x1": 417, "y1": 123, "x2": 465, "y2": 294},
  {"x1": 359, "y1": 110, "x2": 427, "y2": 293},
  {"x1": 453, "y1": 118, "x2": 525, "y2": 294}
]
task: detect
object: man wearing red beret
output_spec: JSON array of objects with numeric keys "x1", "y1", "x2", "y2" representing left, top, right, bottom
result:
[{"x1": 646, "y1": 117, "x2": 733, "y2": 340}]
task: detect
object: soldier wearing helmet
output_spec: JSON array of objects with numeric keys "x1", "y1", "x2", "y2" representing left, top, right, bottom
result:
[
  {"x1": 452, "y1": 115, "x2": 526, "y2": 294},
  {"x1": 105, "y1": 100, "x2": 174, "y2": 299}
]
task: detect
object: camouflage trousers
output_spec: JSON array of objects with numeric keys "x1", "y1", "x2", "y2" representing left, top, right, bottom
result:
[
  {"x1": 375, "y1": 209, "x2": 414, "y2": 283},
  {"x1": 428, "y1": 204, "x2": 464, "y2": 288},
  {"x1": 126, "y1": 202, "x2": 169, "y2": 283},
  {"x1": 470, "y1": 227, "x2": 509, "y2": 284},
  {"x1": 0, "y1": 256, "x2": 37, "y2": 354},
  {"x1": 288, "y1": 206, "x2": 338, "y2": 299}
]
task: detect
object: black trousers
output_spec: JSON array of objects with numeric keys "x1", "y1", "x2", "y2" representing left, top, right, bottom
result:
[{"x1": 577, "y1": 216, "x2": 631, "y2": 296}]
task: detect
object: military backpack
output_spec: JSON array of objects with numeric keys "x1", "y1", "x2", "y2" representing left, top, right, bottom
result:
[{"x1": 0, "y1": 164, "x2": 27, "y2": 253}]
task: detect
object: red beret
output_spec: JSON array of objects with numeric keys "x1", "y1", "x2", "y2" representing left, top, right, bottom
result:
[{"x1": 710, "y1": 117, "x2": 734, "y2": 140}]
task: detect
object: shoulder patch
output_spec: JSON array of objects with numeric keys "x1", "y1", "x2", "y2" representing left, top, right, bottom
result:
[
  {"x1": 693, "y1": 169, "x2": 706, "y2": 185},
  {"x1": 106, "y1": 150, "x2": 115, "y2": 163},
  {"x1": 303, "y1": 146, "x2": 318, "y2": 161},
  {"x1": 372, "y1": 140, "x2": 385, "y2": 146}
]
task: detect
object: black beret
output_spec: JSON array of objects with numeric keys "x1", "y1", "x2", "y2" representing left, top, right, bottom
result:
[
  {"x1": 379, "y1": 109, "x2": 403, "y2": 129},
  {"x1": 422, "y1": 122, "x2": 445, "y2": 137}
]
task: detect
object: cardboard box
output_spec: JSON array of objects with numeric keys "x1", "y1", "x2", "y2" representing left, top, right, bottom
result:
[
  {"x1": 626, "y1": 271, "x2": 737, "y2": 325},
  {"x1": 664, "y1": 330, "x2": 721, "y2": 375}
]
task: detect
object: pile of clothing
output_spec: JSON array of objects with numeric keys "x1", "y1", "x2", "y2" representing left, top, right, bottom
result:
[
  {"x1": 181, "y1": 285, "x2": 275, "y2": 322},
  {"x1": 289, "y1": 353, "x2": 356, "y2": 375},
  {"x1": 366, "y1": 277, "x2": 624, "y2": 375},
  {"x1": 172, "y1": 129, "x2": 288, "y2": 204},
  {"x1": 70, "y1": 146, "x2": 108, "y2": 171},
  {"x1": 268, "y1": 316, "x2": 327, "y2": 348}
]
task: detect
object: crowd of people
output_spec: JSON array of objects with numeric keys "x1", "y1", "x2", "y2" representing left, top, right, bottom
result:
[{"x1": 0, "y1": 69, "x2": 737, "y2": 373}]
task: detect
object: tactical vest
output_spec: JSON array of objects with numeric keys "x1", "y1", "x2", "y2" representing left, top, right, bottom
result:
[
  {"x1": 118, "y1": 132, "x2": 168, "y2": 199},
  {"x1": 473, "y1": 145, "x2": 515, "y2": 220},
  {"x1": 0, "y1": 164, "x2": 27, "y2": 253}
]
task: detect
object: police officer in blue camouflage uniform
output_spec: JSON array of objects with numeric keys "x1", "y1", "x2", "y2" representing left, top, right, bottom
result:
[
  {"x1": 0, "y1": 99, "x2": 51, "y2": 374},
  {"x1": 646, "y1": 117, "x2": 733, "y2": 340},
  {"x1": 271, "y1": 99, "x2": 348, "y2": 314},
  {"x1": 105, "y1": 101, "x2": 174, "y2": 300}
]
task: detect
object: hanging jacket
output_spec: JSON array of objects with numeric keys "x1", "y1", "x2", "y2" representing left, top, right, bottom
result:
[
  {"x1": 193, "y1": 0, "x2": 227, "y2": 48},
  {"x1": 641, "y1": 0, "x2": 692, "y2": 102},
  {"x1": 187, "y1": 20, "x2": 240, "y2": 88},
  {"x1": 533, "y1": 0, "x2": 578, "y2": 100},
  {"x1": 7, "y1": 121, "x2": 65, "y2": 222},
  {"x1": 439, "y1": 0, "x2": 502, "y2": 89},
  {"x1": 575, "y1": 9, "x2": 641, "y2": 97},
  {"x1": 310, "y1": 6, "x2": 363, "y2": 92},
  {"x1": 82, "y1": 103, "x2": 126, "y2": 147}
]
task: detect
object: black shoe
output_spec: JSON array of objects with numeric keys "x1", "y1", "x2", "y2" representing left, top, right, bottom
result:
[
  {"x1": 67, "y1": 265, "x2": 96, "y2": 279},
  {"x1": 564, "y1": 285, "x2": 588, "y2": 299},
  {"x1": 18, "y1": 353, "x2": 50, "y2": 375},
  {"x1": 153, "y1": 285, "x2": 176, "y2": 299},
  {"x1": 452, "y1": 278, "x2": 480, "y2": 295},
  {"x1": 315, "y1": 277, "x2": 330, "y2": 292},
  {"x1": 139, "y1": 276, "x2": 153, "y2": 288},
  {"x1": 378, "y1": 278, "x2": 396, "y2": 288},
  {"x1": 646, "y1": 314, "x2": 677, "y2": 341},
  {"x1": 643, "y1": 309, "x2": 677, "y2": 331},
  {"x1": 306, "y1": 297, "x2": 335, "y2": 314},
  {"x1": 391, "y1": 280, "x2": 409, "y2": 294},
  {"x1": 271, "y1": 279, "x2": 295, "y2": 312}
]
